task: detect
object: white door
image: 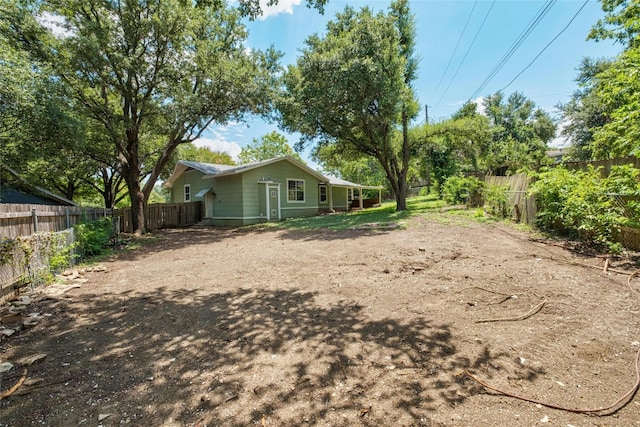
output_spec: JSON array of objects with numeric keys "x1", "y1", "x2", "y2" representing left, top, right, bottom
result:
[{"x1": 268, "y1": 185, "x2": 280, "y2": 220}]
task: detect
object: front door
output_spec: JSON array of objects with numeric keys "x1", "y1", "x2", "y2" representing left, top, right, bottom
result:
[
  {"x1": 204, "y1": 192, "x2": 214, "y2": 218},
  {"x1": 268, "y1": 185, "x2": 280, "y2": 220}
]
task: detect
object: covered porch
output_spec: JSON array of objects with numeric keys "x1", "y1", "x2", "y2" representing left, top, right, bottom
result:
[{"x1": 324, "y1": 176, "x2": 384, "y2": 212}]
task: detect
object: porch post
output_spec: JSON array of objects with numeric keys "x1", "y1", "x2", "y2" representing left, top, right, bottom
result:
[
  {"x1": 378, "y1": 188, "x2": 382, "y2": 204},
  {"x1": 329, "y1": 184, "x2": 334, "y2": 211},
  {"x1": 265, "y1": 183, "x2": 270, "y2": 220},
  {"x1": 359, "y1": 187, "x2": 363, "y2": 209}
]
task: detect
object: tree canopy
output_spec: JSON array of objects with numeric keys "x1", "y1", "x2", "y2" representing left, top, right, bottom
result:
[
  {"x1": 1, "y1": 0, "x2": 282, "y2": 234},
  {"x1": 238, "y1": 131, "x2": 301, "y2": 164},
  {"x1": 278, "y1": 0, "x2": 418, "y2": 210}
]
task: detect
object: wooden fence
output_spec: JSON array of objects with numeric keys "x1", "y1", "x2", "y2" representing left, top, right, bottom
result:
[
  {"x1": 114, "y1": 202, "x2": 202, "y2": 233},
  {"x1": 564, "y1": 155, "x2": 640, "y2": 176},
  {"x1": 485, "y1": 174, "x2": 536, "y2": 225},
  {"x1": 0, "y1": 204, "x2": 112, "y2": 240}
]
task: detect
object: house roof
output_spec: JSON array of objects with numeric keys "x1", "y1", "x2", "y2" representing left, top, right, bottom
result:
[
  {"x1": 1, "y1": 165, "x2": 77, "y2": 206},
  {"x1": 163, "y1": 156, "x2": 383, "y2": 189}
]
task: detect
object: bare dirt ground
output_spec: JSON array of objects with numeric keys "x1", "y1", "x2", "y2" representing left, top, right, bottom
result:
[{"x1": 1, "y1": 212, "x2": 640, "y2": 427}]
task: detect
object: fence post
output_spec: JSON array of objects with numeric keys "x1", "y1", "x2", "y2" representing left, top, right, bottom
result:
[
  {"x1": 31, "y1": 208, "x2": 38, "y2": 233},
  {"x1": 65, "y1": 207, "x2": 70, "y2": 229}
]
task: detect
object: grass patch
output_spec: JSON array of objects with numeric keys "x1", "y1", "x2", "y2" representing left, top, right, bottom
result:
[{"x1": 256, "y1": 195, "x2": 446, "y2": 231}]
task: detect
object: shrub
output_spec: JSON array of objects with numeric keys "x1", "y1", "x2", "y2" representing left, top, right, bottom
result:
[
  {"x1": 529, "y1": 165, "x2": 640, "y2": 252},
  {"x1": 442, "y1": 175, "x2": 483, "y2": 205},
  {"x1": 74, "y1": 217, "x2": 113, "y2": 258},
  {"x1": 483, "y1": 183, "x2": 510, "y2": 218}
]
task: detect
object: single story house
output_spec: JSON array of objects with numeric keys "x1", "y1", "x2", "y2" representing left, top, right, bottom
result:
[{"x1": 163, "y1": 156, "x2": 384, "y2": 226}]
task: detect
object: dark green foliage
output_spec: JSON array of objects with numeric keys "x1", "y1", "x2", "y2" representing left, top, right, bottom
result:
[
  {"x1": 530, "y1": 165, "x2": 640, "y2": 252},
  {"x1": 441, "y1": 175, "x2": 483, "y2": 205},
  {"x1": 74, "y1": 218, "x2": 113, "y2": 258},
  {"x1": 482, "y1": 184, "x2": 510, "y2": 218}
]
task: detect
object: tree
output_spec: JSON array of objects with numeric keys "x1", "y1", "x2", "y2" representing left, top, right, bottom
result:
[
  {"x1": 238, "y1": 131, "x2": 301, "y2": 164},
  {"x1": 584, "y1": 0, "x2": 640, "y2": 158},
  {"x1": 588, "y1": 0, "x2": 640, "y2": 48},
  {"x1": 590, "y1": 47, "x2": 640, "y2": 158},
  {"x1": 557, "y1": 57, "x2": 613, "y2": 161},
  {"x1": 2, "y1": 0, "x2": 286, "y2": 234},
  {"x1": 482, "y1": 91, "x2": 556, "y2": 174},
  {"x1": 278, "y1": 1, "x2": 418, "y2": 211},
  {"x1": 312, "y1": 144, "x2": 388, "y2": 189}
]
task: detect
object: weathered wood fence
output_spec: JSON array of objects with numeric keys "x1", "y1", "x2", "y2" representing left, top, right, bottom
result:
[
  {"x1": 114, "y1": 202, "x2": 202, "y2": 233},
  {"x1": 485, "y1": 174, "x2": 536, "y2": 225},
  {"x1": 0, "y1": 204, "x2": 111, "y2": 240},
  {"x1": 564, "y1": 155, "x2": 640, "y2": 175}
]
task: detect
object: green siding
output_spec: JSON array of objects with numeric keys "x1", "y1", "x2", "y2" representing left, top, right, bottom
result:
[
  {"x1": 172, "y1": 158, "x2": 343, "y2": 225},
  {"x1": 240, "y1": 161, "x2": 323, "y2": 220},
  {"x1": 331, "y1": 187, "x2": 349, "y2": 210}
]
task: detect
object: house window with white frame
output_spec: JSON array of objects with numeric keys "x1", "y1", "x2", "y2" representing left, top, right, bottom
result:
[
  {"x1": 287, "y1": 179, "x2": 305, "y2": 202},
  {"x1": 184, "y1": 184, "x2": 191, "y2": 202},
  {"x1": 319, "y1": 185, "x2": 327, "y2": 203}
]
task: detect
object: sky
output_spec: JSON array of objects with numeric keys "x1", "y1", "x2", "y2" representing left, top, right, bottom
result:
[{"x1": 195, "y1": 0, "x2": 623, "y2": 168}]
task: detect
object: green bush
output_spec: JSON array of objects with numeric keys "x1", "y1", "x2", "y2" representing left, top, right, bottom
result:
[
  {"x1": 529, "y1": 165, "x2": 640, "y2": 252},
  {"x1": 74, "y1": 217, "x2": 113, "y2": 258},
  {"x1": 483, "y1": 183, "x2": 510, "y2": 218},
  {"x1": 442, "y1": 175, "x2": 483, "y2": 205}
]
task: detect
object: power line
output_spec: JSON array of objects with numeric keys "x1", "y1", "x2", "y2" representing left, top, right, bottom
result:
[
  {"x1": 433, "y1": 0, "x2": 496, "y2": 108},
  {"x1": 467, "y1": 0, "x2": 557, "y2": 102},
  {"x1": 499, "y1": 0, "x2": 589, "y2": 92},
  {"x1": 428, "y1": 0, "x2": 479, "y2": 104}
]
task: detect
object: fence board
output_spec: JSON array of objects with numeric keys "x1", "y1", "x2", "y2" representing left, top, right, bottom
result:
[
  {"x1": 0, "y1": 205, "x2": 111, "y2": 240},
  {"x1": 113, "y1": 202, "x2": 202, "y2": 233},
  {"x1": 485, "y1": 174, "x2": 536, "y2": 224}
]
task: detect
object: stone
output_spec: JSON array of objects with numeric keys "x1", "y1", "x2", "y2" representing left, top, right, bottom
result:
[
  {"x1": 1, "y1": 328, "x2": 16, "y2": 338},
  {"x1": 98, "y1": 414, "x2": 111, "y2": 421},
  {"x1": 23, "y1": 317, "x2": 39, "y2": 327},
  {"x1": 0, "y1": 362, "x2": 14, "y2": 373},
  {"x1": 22, "y1": 354, "x2": 47, "y2": 366}
]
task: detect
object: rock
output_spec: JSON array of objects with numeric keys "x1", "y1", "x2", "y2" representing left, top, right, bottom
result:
[
  {"x1": 8, "y1": 305, "x2": 26, "y2": 313},
  {"x1": 12, "y1": 296, "x2": 31, "y2": 306},
  {"x1": 22, "y1": 353, "x2": 47, "y2": 366},
  {"x1": 418, "y1": 247, "x2": 426, "y2": 252},
  {"x1": 1, "y1": 328, "x2": 16, "y2": 338},
  {"x1": 98, "y1": 414, "x2": 111, "y2": 421},
  {"x1": 23, "y1": 317, "x2": 39, "y2": 327},
  {"x1": 0, "y1": 362, "x2": 14, "y2": 373},
  {"x1": 540, "y1": 415, "x2": 549, "y2": 423}
]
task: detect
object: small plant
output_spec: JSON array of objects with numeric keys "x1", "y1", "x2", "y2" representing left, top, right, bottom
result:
[{"x1": 483, "y1": 183, "x2": 510, "y2": 218}]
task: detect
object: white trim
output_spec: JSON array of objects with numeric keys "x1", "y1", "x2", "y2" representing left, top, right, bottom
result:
[
  {"x1": 319, "y1": 185, "x2": 328, "y2": 203},
  {"x1": 184, "y1": 184, "x2": 191, "y2": 202},
  {"x1": 209, "y1": 216, "x2": 265, "y2": 220},
  {"x1": 286, "y1": 178, "x2": 306, "y2": 203},
  {"x1": 281, "y1": 206, "x2": 320, "y2": 210}
]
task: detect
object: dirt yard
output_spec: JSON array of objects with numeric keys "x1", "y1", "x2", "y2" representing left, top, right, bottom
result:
[{"x1": 1, "y1": 213, "x2": 639, "y2": 426}]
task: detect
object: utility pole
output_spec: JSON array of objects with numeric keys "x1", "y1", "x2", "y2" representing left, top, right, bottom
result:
[{"x1": 425, "y1": 104, "x2": 429, "y2": 124}]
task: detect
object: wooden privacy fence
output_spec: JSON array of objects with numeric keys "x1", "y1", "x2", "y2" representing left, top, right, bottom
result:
[
  {"x1": 0, "y1": 204, "x2": 112, "y2": 240},
  {"x1": 485, "y1": 174, "x2": 536, "y2": 225},
  {"x1": 114, "y1": 202, "x2": 202, "y2": 233},
  {"x1": 564, "y1": 155, "x2": 640, "y2": 176}
]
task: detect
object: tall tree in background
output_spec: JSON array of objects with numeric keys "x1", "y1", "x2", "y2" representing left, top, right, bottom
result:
[
  {"x1": 2, "y1": 0, "x2": 285, "y2": 234},
  {"x1": 557, "y1": 58, "x2": 612, "y2": 161},
  {"x1": 238, "y1": 131, "x2": 301, "y2": 164},
  {"x1": 279, "y1": 1, "x2": 418, "y2": 211},
  {"x1": 586, "y1": 0, "x2": 640, "y2": 158},
  {"x1": 482, "y1": 91, "x2": 556, "y2": 174}
]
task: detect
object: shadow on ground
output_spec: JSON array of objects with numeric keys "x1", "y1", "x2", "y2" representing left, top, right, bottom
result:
[{"x1": 1, "y1": 285, "x2": 544, "y2": 426}]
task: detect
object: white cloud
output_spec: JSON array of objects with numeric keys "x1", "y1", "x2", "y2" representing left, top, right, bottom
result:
[
  {"x1": 258, "y1": 0, "x2": 302, "y2": 20},
  {"x1": 193, "y1": 136, "x2": 243, "y2": 161}
]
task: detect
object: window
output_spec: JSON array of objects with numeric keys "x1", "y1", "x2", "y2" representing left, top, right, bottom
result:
[
  {"x1": 287, "y1": 179, "x2": 305, "y2": 202},
  {"x1": 319, "y1": 185, "x2": 327, "y2": 203},
  {"x1": 184, "y1": 184, "x2": 191, "y2": 202},
  {"x1": 348, "y1": 188, "x2": 353, "y2": 202}
]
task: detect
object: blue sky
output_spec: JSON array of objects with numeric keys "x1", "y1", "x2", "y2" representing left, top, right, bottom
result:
[{"x1": 196, "y1": 0, "x2": 623, "y2": 168}]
